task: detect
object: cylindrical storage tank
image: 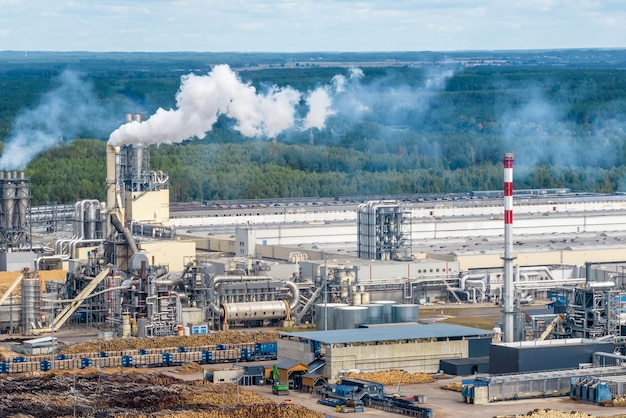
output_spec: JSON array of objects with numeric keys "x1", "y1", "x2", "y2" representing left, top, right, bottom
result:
[
  {"x1": 392, "y1": 304, "x2": 419, "y2": 323},
  {"x1": 221, "y1": 300, "x2": 289, "y2": 324},
  {"x1": 364, "y1": 304, "x2": 383, "y2": 324},
  {"x1": 21, "y1": 277, "x2": 40, "y2": 335},
  {"x1": 373, "y1": 300, "x2": 396, "y2": 323},
  {"x1": 335, "y1": 306, "x2": 368, "y2": 330},
  {"x1": 137, "y1": 317, "x2": 148, "y2": 338},
  {"x1": 122, "y1": 314, "x2": 131, "y2": 337},
  {"x1": 361, "y1": 292, "x2": 371, "y2": 305},
  {"x1": 352, "y1": 292, "x2": 362, "y2": 306},
  {"x1": 315, "y1": 303, "x2": 347, "y2": 331}
]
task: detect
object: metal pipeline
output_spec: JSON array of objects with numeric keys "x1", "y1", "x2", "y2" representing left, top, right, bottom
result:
[
  {"x1": 110, "y1": 212, "x2": 139, "y2": 255},
  {"x1": 212, "y1": 275, "x2": 300, "y2": 311}
]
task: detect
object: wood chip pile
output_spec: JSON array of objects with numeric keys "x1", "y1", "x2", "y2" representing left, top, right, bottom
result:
[
  {"x1": 61, "y1": 330, "x2": 277, "y2": 354},
  {"x1": 504, "y1": 410, "x2": 596, "y2": 418},
  {"x1": 0, "y1": 371, "x2": 322, "y2": 418},
  {"x1": 344, "y1": 369, "x2": 433, "y2": 385},
  {"x1": 440, "y1": 381, "x2": 463, "y2": 392}
]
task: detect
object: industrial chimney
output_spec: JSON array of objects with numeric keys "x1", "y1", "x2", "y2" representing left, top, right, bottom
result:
[{"x1": 502, "y1": 152, "x2": 516, "y2": 342}]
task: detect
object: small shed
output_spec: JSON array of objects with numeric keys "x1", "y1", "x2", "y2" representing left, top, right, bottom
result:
[
  {"x1": 439, "y1": 356, "x2": 489, "y2": 376},
  {"x1": 19, "y1": 336, "x2": 58, "y2": 355},
  {"x1": 301, "y1": 372, "x2": 327, "y2": 393},
  {"x1": 276, "y1": 358, "x2": 309, "y2": 389}
]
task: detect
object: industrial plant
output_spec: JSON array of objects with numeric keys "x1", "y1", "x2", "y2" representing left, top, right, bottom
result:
[{"x1": 1, "y1": 131, "x2": 626, "y2": 415}]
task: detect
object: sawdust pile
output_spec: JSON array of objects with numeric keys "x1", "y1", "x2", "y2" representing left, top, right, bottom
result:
[
  {"x1": 344, "y1": 369, "x2": 433, "y2": 385},
  {"x1": 507, "y1": 410, "x2": 596, "y2": 418},
  {"x1": 176, "y1": 362, "x2": 204, "y2": 374},
  {"x1": 440, "y1": 381, "x2": 463, "y2": 392},
  {"x1": 62, "y1": 330, "x2": 277, "y2": 354},
  {"x1": 0, "y1": 371, "x2": 322, "y2": 418}
]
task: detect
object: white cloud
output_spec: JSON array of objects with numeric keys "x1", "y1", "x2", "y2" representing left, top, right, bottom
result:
[{"x1": 0, "y1": 0, "x2": 624, "y2": 51}]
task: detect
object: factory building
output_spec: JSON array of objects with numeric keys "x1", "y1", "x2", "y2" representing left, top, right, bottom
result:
[{"x1": 278, "y1": 323, "x2": 493, "y2": 379}]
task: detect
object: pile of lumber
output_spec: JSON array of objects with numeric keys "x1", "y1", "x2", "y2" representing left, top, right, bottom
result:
[
  {"x1": 0, "y1": 370, "x2": 323, "y2": 417},
  {"x1": 502, "y1": 410, "x2": 596, "y2": 418},
  {"x1": 62, "y1": 330, "x2": 277, "y2": 354}
]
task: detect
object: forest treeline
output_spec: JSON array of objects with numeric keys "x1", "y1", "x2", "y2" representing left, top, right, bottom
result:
[{"x1": 2, "y1": 51, "x2": 626, "y2": 204}]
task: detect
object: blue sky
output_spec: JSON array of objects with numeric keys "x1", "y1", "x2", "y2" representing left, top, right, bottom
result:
[{"x1": 0, "y1": 0, "x2": 625, "y2": 52}]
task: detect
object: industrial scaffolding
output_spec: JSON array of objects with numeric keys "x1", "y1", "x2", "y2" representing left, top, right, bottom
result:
[{"x1": 357, "y1": 200, "x2": 412, "y2": 261}]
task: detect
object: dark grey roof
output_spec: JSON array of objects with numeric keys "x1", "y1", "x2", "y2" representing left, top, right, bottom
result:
[
  {"x1": 522, "y1": 308, "x2": 555, "y2": 317},
  {"x1": 276, "y1": 358, "x2": 308, "y2": 370},
  {"x1": 281, "y1": 323, "x2": 493, "y2": 345}
]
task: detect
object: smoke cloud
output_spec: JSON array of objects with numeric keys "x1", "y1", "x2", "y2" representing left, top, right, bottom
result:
[
  {"x1": 0, "y1": 70, "x2": 120, "y2": 170},
  {"x1": 109, "y1": 65, "x2": 307, "y2": 145},
  {"x1": 109, "y1": 64, "x2": 455, "y2": 146}
]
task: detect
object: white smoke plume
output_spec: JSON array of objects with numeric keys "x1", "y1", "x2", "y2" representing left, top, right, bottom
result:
[
  {"x1": 0, "y1": 70, "x2": 119, "y2": 170},
  {"x1": 303, "y1": 87, "x2": 333, "y2": 130},
  {"x1": 109, "y1": 65, "x2": 305, "y2": 145},
  {"x1": 110, "y1": 64, "x2": 454, "y2": 146}
]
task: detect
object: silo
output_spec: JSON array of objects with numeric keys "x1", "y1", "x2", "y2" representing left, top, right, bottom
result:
[
  {"x1": 361, "y1": 292, "x2": 371, "y2": 305},
  {"x1": 21, "y1": 277, "x2": 40, "y2": 334},
  {"x1": 373, "y1": 300, "x2": 396, "y2": 323},
  {"x1": 364, "y1": 304, "x2": 383, "y2": 324},
  {"x1": 392, "y1": 304, "x2": 419, "y2": 323},
  {"x1": 336, "y1": 306, "x2": 368, "y2": 329},
  {"x1": 315, "y1": 303, "x2": 347, "y2": 330}
]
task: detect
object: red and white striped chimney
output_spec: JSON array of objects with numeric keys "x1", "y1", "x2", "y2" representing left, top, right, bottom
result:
[{"x1": 503, "y1": 152, "x2": 516, "y2": 342}]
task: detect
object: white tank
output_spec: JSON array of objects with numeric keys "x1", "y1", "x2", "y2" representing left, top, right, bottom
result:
[
  {"x1": 221, "y1": 300, "x2": 289, "y2": 323},
  {"x1": 352, "y1": 292, "x2": 362, "y2": 305},
  {"x1": 315, "y1": 303, "x2": 348, "y2": 330},
  {"x1": 364, "y1": 304, "x2": 383, "y2": 324},
  {"x1": 361, "y1": 292, "x2": 371, "y2": 304},
  {"x1": 335, "y1": 306, "x2": 368, "y2": 329},
  {"x1": 373, "y1": 300, "x2": 396, "y2": 323},
  {"x1": 391, "y1": 304, "x2": 419, "y2": 323}
]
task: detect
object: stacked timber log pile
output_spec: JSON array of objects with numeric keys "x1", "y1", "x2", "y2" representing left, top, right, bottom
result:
[
  {"x1": 344, "y1": 369, "x2": 433, "y2": 385},
  {"x1": 503, "y1": 410, "x2": 596, "y2": 418},
  {"x1": 0, "y1": 371, "x2": 322, "y2": 418},
  {"x1": 62, "y1": 330, "x2": 277, "y2": 354}
]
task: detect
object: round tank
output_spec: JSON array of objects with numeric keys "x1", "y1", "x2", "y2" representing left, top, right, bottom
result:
[
  {"x1": 361, "y1": 292, "x2": 371, "y2": 305},
  {"x1": 21, "y1": 277, "x2": 40, "y2": 335},
  {"x1": 352, "y1": 292, "x2": 362, "y2": 306},
  {"x1": 335, "y1": 306, "x2": 368, "y2": 329},
  {"x1": 364, "y1": 304, "x2": 383, "y2": 324},
  {"x1": 221, "y1": 300, "x2": 289, "y2": 323},
  {"x1": 373, "y1": 300, "x2": 396, "y2": 323},
  {"x1": 315, "y1": 303, "x2": 348, "y2": 331},
  {"x1": 392, "y1": 304, "x2": 419, "y2": 323}
]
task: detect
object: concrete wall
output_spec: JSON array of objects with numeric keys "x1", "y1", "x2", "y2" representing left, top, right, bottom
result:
[
  {"x1": 140, "y1": 240, "x2": 195, "y2": 271},
  {"x1": 325, "y1": 339, "x2": 468, "y2": 379},
  {"x1": 277, "y1": 337, "x2": 316, "y2": 365},
  {"x1": 125, "y1": 189, "x2": 170, "y2": 226},
  {"x1": 0, "y1": 252, "x2": 34, "y2": 272}
]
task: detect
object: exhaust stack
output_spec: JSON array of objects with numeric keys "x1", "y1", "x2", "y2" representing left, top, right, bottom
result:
[{"x1": 502, "y1": 152, "x2": 516, "y2": 342}]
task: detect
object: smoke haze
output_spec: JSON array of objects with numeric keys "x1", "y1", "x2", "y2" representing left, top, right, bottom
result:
[
  {"x1": 0, "y1": 70, "x2": 121, "y2": 170},
  {"x1": 109, "y1": 64, "x2": 455, "y2": 146}
]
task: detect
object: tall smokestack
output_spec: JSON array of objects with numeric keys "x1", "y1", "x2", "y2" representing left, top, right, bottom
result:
[{"x1": 502, "y1": 152, "x2": 516, "y2": 342}]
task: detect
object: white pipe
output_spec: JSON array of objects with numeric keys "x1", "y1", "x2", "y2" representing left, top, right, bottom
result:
[
  {"x1": 460, "y1": 273, "x2": 488, "y2": 290},
  {"x1": 465, "y1": 279, "x2": 486, "y2": 303},
  {"x1": 35, "y1": 254, "x2": 69, "y2": 271},
  {"x1": 68, "y1": 239, "x2": 103, "y2": 259}
]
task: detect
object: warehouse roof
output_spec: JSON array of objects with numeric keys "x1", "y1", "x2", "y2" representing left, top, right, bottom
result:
[{"x1": 280, "y1": 323, "x2": 493, "y2": 345}]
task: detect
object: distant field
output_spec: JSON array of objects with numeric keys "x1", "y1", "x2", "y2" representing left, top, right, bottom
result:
[{"x1": 420, "y1": 305, "x2": 501, "y2": 330}]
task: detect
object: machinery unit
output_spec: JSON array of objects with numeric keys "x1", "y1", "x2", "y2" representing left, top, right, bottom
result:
[
  {"x1": 357, "y1": 200, "x2": 412, "y2": 261},
  {"x1": 0, "y1": 171, "x2": 31, "y2": 252}
]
